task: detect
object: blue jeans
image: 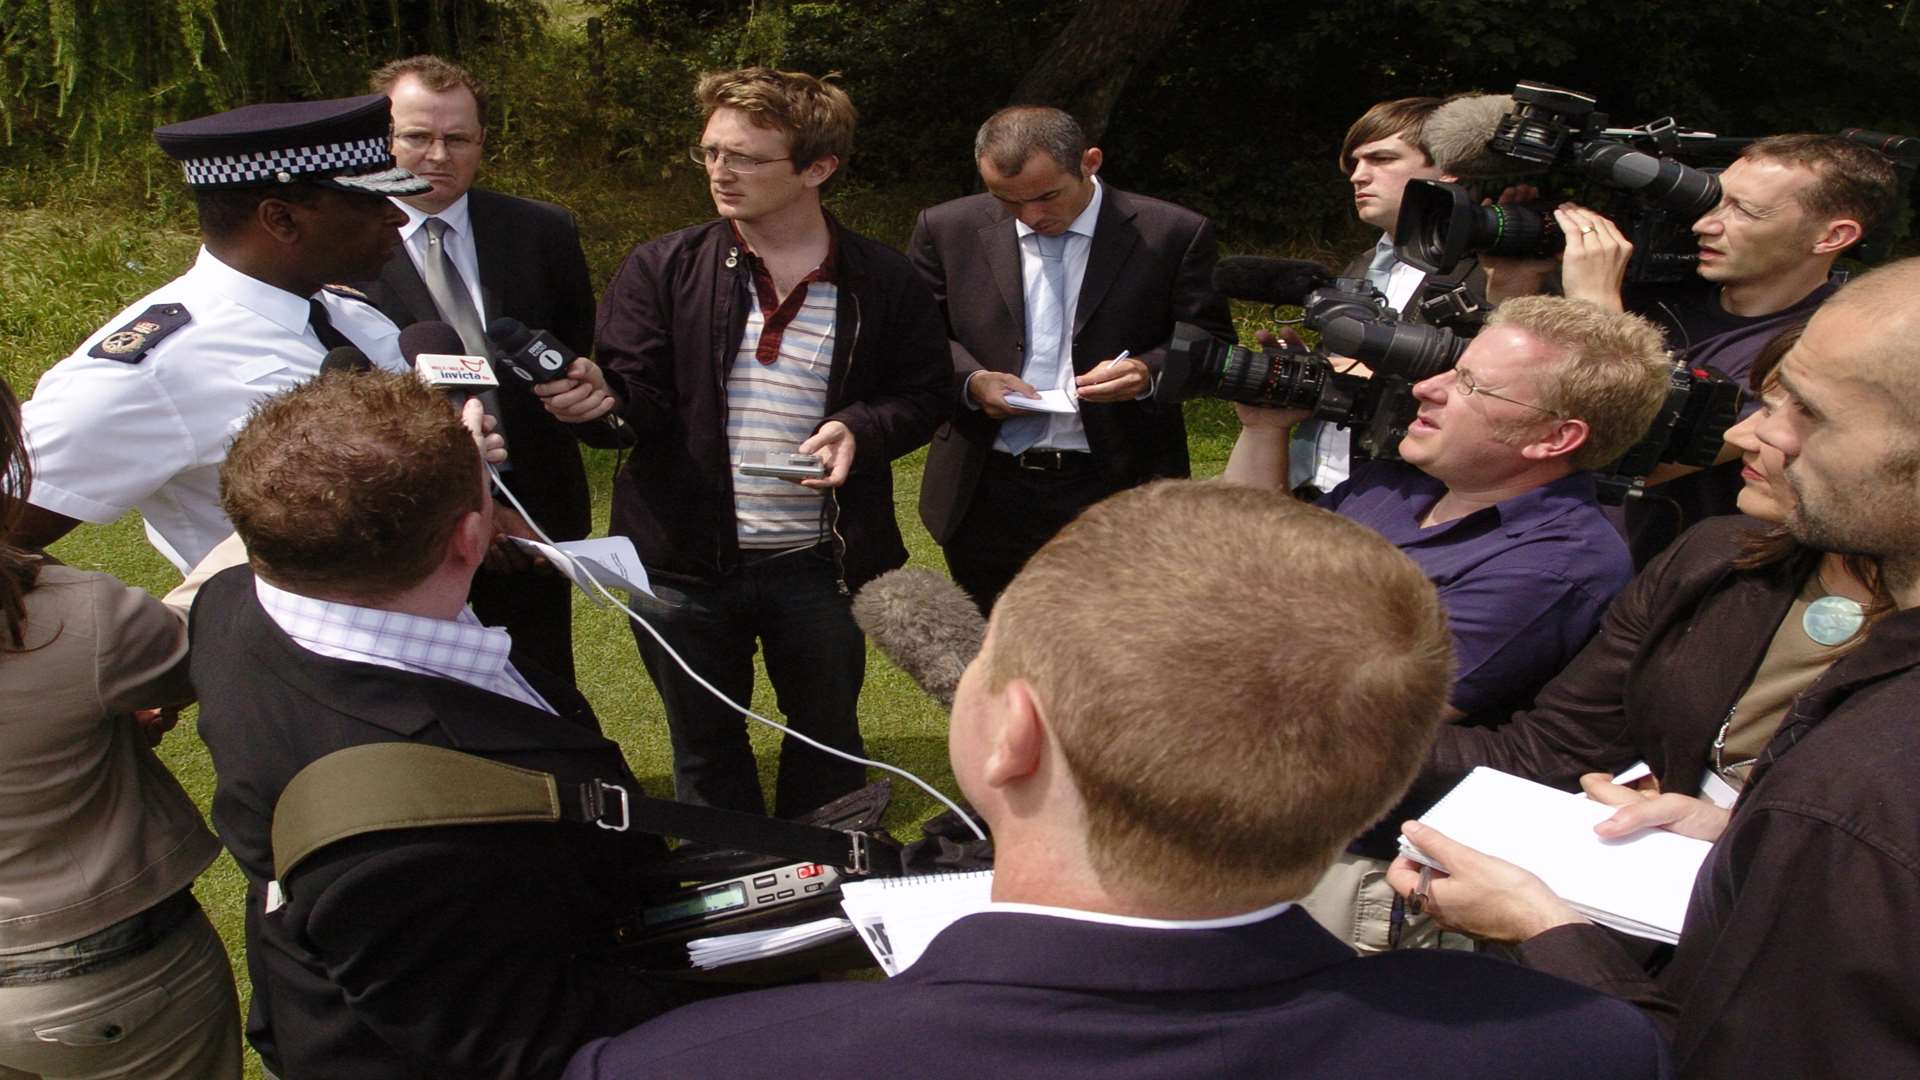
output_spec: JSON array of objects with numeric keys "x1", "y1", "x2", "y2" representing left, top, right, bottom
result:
[{"x1": 628, "y1": 544, "x2": 868, "y2": 818}]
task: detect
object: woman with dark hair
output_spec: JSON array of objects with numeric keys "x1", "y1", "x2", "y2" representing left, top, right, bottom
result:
[{"x1": 0, "y1": 375, "x2": 239, "y2": 1078}]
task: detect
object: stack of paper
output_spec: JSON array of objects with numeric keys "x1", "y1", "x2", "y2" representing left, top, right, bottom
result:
[
  {"x1": 684, "y1": 917, "x2": 855, "y2": 970},
  {"x1": 839, "y1": 870, "x2": 995, "y2": 975},
  {"x1": 1401, "y1": 767, "x2": 1713, "y2": 944}
]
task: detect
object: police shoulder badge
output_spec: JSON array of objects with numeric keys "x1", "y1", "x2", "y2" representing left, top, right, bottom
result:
[{"x1": 88, "y1": 304, "x2": 192, "y2": 364}]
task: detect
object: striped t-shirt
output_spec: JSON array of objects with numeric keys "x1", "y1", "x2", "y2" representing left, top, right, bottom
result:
[{"x1": 728, "y1": 281, "x2": 836, "y2": 548}]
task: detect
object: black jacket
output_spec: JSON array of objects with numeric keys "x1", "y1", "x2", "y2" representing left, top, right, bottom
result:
[
  {"x1": 361, "y1": 188, "x2": 598, "y2": 542},
  {"x1": 191, "y1": 567, "x2": 680, "y2": 1080},
  {"x1": 594, "y1": 215, "x2": 950, "y2": 590}
]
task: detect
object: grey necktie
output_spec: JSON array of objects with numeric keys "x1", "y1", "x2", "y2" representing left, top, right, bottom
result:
[
  {"x1": 1001, "y1": 231, "x2": 1071, "y2": 455},
  {"x1": 422, "y1": 216, "x2": 509, "y2": 470},
  {"x1": 423, "y1": 217, "x2": 490, "y2": 357}
]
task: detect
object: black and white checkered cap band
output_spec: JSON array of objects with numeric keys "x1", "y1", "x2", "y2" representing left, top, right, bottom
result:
[{"x1": 178, "y1": 136, "x2": 388, "y2": 186}]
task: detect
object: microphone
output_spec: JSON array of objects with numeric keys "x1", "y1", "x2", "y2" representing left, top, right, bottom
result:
[
  {"x1": 1424, "y1": 93, "x2": 1527, "y2": 179},
  {"x1": 486, "y1": 317, "x2": 637, "y2": 450},
  {"x1": 851, "y1": 568, "x2": 986, "y2": 707},
  {"x1": 399, "y1": 319, "x2": 501, "y2": 415},
  {"x1": 1212, "y1": 257, "x2": 1333, "y2": 307},
  {"x1": 318, "y1": 345, "x2": 372, "y2": 375}
]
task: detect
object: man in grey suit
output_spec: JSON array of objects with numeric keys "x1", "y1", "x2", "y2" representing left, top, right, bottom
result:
[
  {"x1": 361, "y1": 55, "x2": 596, "y2": 683},
  {"x1": 910, "y1": 106, "x2": 1232, "y2": 613}
]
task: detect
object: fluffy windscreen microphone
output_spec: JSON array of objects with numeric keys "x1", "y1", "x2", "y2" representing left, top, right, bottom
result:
[
  {"x1": 318, "y1": 345, "x2": 372, "y2": 375},
  {"x1": 852, "y1": 568, "x2": 986, "y2": 708},
  {"x1": 1424, "y1": 93, "x2": 1526, "y2": 179},
  {"x1": 1211, "y1": 257, "x2": 1333, "y2": 307}
]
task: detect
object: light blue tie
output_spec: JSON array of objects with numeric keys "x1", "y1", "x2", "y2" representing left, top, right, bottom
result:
[
  {"x1": 1365, "y1": 235, "x2": 1398, "y2": 294},
  {"x1": 1001, "y1": 232, "x2": 1070, "y2": 454}
]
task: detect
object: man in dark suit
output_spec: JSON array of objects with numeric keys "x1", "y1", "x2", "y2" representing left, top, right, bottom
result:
[
  {"x1": 1290, "y1": 95, "x2": 1489, "y2": 498},
  {"x1": 361, "y1": 55, "x2": 595, "y2": 682},
  {"x1": 910, "y1": 106, "x2": 1233, "y2": 613},
  {"x1": 564, "y1": 481, "x2": 1671, "y2": 1080},
  {"x1": 193, "y1": 371, "x2": 689, "y2": 1080}
]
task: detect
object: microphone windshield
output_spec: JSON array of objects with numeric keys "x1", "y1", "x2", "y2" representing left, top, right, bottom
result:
[
  {"x1": 319, "y1": 345, "x2": 372, "y2": 375},
  {"x1": 1426, "y1": 93, "x2": 1531, "y2": 179},
  {"x1": 852, "y1": 568, "x2": 986, "y2": 707},
  {"x1": 1212, "y1": 257, "x2": 1332, "y2": 307},
  {"x1": 486, "y1": 317, "x2": 534, "y2": 353},
  {"x1": 397, "y1": 320, "x2": 468, "y2": 364}
]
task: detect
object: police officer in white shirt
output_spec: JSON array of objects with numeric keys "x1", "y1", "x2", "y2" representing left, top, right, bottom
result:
[{"x1": 8, "y1": 94, "x2": 430, "y2": 573}]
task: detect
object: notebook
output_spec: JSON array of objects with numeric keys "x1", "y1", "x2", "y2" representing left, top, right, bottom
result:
[
  {"x1": 839, "y1": 870, "x2": 995, "y2": 975},
  {"x1": 1401, "y1": 766, "x2": 1714, "y2": 944}
]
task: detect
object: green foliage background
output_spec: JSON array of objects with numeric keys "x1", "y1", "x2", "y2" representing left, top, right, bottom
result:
[{"x1": 0, "y1": 2, "x2": 1915, "y2": 1076}]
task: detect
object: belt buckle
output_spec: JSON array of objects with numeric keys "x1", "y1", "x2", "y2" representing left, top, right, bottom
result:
[{"x1": 1017, "y1": 450, "x2": 1062, "y2": 471}]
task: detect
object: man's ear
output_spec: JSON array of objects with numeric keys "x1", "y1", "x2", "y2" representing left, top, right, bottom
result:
[
  {"x1": 979, "y1": 678, "x2": 1049, "y2": 789},
  {"x1": 448, "y1": 508, "x2": 493, "y2": 571},
  {"x1": 801, "y1": 154, "x2": 839, "y2": 190},
  {"x1": 1522, "y1": 416, "x2": 1590, "y2": 462},
  {"x1": 1080, "y1": 146, "x2": 1103, "y2": 178},
  {"x1": 255, "y1": 195, "x2": 306, "y2": 245},
  {"x1": 1811, "y1": 217, "x2": 1863, "y2": 257}
]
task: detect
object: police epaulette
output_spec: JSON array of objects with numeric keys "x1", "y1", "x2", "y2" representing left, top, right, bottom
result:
[
  {"x1": 322, "y1": 283, "x2": 372, "y2": 303},
  {"x1": 88, "y1": 303, "x2": 191, "y2": 364}
]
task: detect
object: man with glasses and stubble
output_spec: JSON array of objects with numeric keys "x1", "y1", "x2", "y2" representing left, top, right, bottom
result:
[{"x1": 537, "y1": 68, "x2": 948, "y2": 821}]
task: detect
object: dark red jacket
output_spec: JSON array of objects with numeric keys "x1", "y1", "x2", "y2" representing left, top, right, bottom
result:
[{"x1": 594, "y1": 215, "x2": 950, "y2": 590}]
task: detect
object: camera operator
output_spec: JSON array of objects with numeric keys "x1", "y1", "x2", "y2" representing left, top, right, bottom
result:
[
  {"x1": 1482, "y1": 135, "x2": 1899, "y2": 563},
  {"x1": 1291, "y1": 97, "x2": 1489, "y2": 497},
  {"x1": 1223, "y1": 297, "x2": 1670, "y2": 951}
]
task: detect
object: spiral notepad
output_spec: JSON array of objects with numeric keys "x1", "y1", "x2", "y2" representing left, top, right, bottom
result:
[{"x1": 839, "y1": 870, "x2": 995, "y2": 975}]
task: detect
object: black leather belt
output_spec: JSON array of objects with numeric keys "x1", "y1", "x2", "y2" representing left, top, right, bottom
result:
[{"x1": 996, "y1": 449, "x2": 1095, "y2": 472}]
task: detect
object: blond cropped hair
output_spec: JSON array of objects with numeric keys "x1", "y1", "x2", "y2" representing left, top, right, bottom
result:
[{"x1": 986, "y1": 481, "x2": 1453, "y2": 910}]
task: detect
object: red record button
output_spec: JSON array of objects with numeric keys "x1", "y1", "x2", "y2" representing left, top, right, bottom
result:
[{"x1": 796, "y1": 864, "x2": 821, "y2": 879}]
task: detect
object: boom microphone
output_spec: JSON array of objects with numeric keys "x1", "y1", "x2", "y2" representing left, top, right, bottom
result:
[
  {"x1": 851, "y1": 568, "x2": 986, "y2": 707},
  {"x1": 486, "y1": 317, "x2": 637, "y2": 450},
  {"x1": 319, "y1": 345, "x2": 372, "y2": 375},
  {"x1": 1211, "y1": 257, "x2": 1334, "y2": 307}
]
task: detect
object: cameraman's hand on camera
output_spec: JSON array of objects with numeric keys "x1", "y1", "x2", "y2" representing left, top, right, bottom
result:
[
  {"x1": 1554, "y1": 204, "x2": 1631, "y2": 313},
  {"x1": 967, "y1": 371, "x2": 1040, "y2": 419},
  {"x1": 1478, "y1": 185, "x2": 1558, "y2": 304},
  {"x1": 534, "y1": 358, "x2": 620, "y2": 424}
]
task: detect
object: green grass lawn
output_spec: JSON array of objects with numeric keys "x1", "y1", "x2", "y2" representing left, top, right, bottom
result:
[{"x1": 6, "y1": 171, "x2": 1271, "y2": 1077}]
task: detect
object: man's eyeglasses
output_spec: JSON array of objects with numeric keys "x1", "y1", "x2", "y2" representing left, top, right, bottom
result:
[
  {"x1": 394, "y1": 132, "x2": 481, "y2": 153},
  {"x1": 688, "y1": 145, "x2": 793, "y2": 174},
  {"x1": 1453, "y1": 366, "x2": 1563, "y2": 417}
]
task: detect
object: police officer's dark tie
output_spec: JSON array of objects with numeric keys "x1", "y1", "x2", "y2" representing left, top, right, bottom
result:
[
  {"x1": 307, "y1": 298, "x2": 354, "y2": 352},
  {"x1": 422, "y1": 217, "x2": 491, "y2": 357}
]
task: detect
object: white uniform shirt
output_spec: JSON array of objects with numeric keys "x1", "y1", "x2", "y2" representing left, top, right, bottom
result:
[
  {"x1": 393, "y1": 194, "x2": 489, "y2": 324},
  {"x1": 22, "y1": 247, "x2": 406, "y2": 572}
]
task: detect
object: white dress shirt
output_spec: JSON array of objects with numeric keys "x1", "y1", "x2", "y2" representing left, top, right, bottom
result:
[
  {"x1": 394, "y1": 193, "x2": 489, "y2": 325},
  {"x1": 992, "y1": 178, "x2": 1105, "y2": 454},
  {"x1": 983, "y1": 896, "x2": 1294, "y2": 931},
  {"x1": 22, "y1": 247, "x2": 406, "y2": 572},
  {"x1": 254, "y1": 575, "x2": 553, "y2": 714}
]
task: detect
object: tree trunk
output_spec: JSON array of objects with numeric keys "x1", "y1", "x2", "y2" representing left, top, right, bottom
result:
[{"x1": 1009, "y1": 0, "x2": 1196, "y2": 142}]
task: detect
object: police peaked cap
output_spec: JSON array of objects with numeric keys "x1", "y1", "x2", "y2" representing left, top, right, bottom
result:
[{"x1": 154, "y1": 93, "x2": 430, "y2": 196}]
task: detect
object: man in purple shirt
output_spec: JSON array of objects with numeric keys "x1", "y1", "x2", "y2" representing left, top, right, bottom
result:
[
  {"x1": 1224, "y1": 295, "x2": 1671, "y2": 951},
  {"x1": 1225, "y1": 296, "x2": 1671, "y2": 726}
]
